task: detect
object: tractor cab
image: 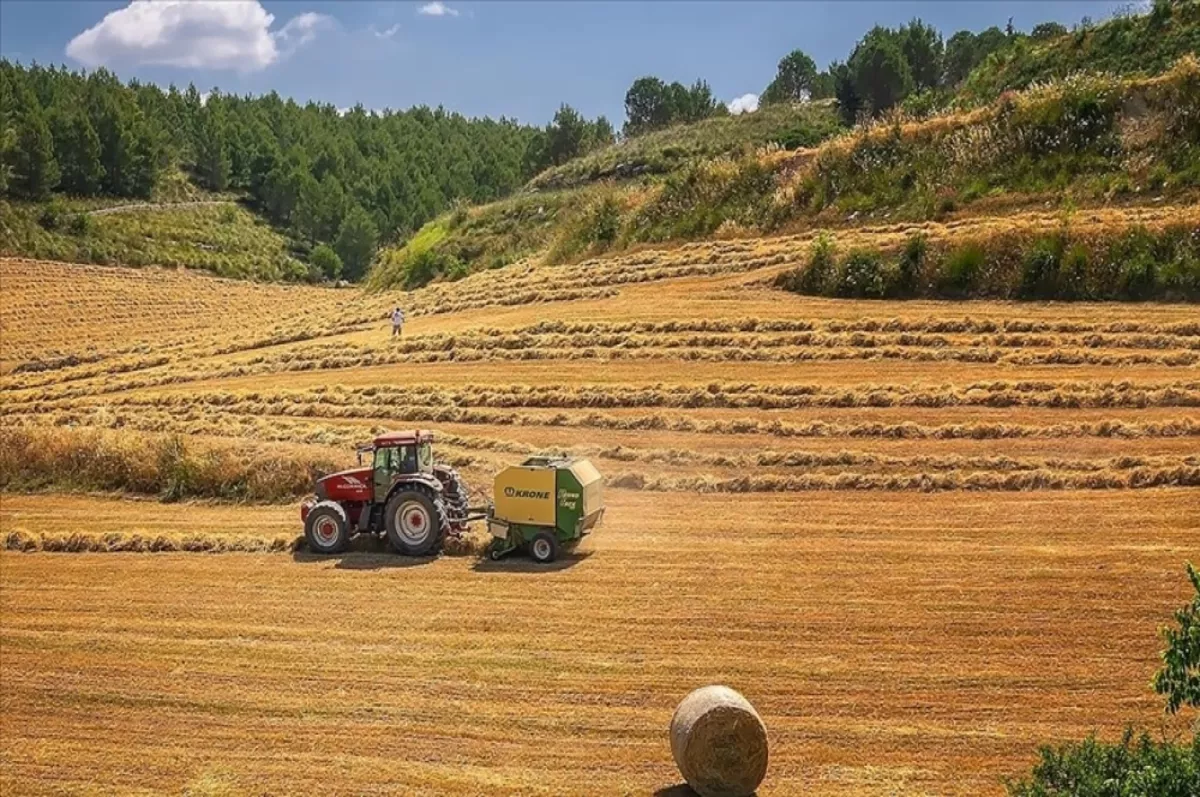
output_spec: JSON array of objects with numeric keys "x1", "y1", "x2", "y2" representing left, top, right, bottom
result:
[{"x1": 366, "y1": 430, "x2": 435, "y2": 501}]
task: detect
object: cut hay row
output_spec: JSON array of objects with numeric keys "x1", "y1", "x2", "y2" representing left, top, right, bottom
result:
[
  {"x1": 508, "y1": 317, "x2": 1200, "y2": 337},
  {"x1": 219, "y1": 342, "x2": 1200, "y2": 372},
  {"x1": 10, "y1": 406, "x2": 1200, "y2": 477},
  {"x1": 28, "y1": 374, "x2": 1200, "y2": 411},
  {"x1": 2, "y1": 529, "x2": 303, "y2": 553},
  {"x1": 21, "y1": 399, "x2": 1197, "y2": 442},
  {"x1": 12, "y1": 338, "x2": 1197, "y2": 401},
  {"x1": 1, "y1": 528, "x2": 491, "y2": 556},
  {"x1": 11, "y1": 408, "x2": 1194, "y2": 479},
  {"x1": 608, "y1": 465, "x2": 1200, "y2": 493},
  {"x1": 103, "y1": 379, "x2": 1200, "y2": 414}
]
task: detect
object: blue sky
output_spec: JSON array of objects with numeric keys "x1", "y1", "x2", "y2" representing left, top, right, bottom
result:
[{"x1": 0, "y1": 1, "x2": 1132, "y2": 125}]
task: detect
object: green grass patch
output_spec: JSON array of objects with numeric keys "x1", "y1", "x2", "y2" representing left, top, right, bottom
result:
[{"x1": 0, "y1": 199, "x2": 306, "y2": 281}]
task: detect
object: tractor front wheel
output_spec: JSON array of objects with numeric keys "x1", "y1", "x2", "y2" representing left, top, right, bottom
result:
[
  {"x1": 385, "y1": 489, "x2": 446, "y2": 556},
  {"x1": 529, "y1": 531, "x2": 559, "y2": 564},
  {"x1": 305, "y1": 502, "x2": 349, "y2": 554}
]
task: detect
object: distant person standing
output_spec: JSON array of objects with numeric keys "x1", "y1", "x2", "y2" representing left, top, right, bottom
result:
[{"x1": 391, "y1": 306, "x2": 406, "y2": 338}]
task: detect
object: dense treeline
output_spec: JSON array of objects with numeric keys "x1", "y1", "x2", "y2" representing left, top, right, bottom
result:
[
  {"x1": 0, "y1": 60, "x2": 607, "y2": 280},
  {"x1": 759, "y1": 0, "x2": 1199, "y2": 123}
]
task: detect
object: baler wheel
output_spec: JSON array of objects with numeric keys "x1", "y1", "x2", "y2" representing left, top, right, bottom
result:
[{"x1": 529, "y1": 531, "x2": 559, "y2": 564}]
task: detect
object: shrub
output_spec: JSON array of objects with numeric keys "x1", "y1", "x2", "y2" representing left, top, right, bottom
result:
[
  {"x1": 893, "y1": 233, "x2": 927, "y2": 296},
  {"x1": 832, "y1": 249, "x2": 888, "y2": 298},
  {"x1": 1006, "y1": 730, "x2": 1198, "y2": 797},
  {"x1": 448, "y1": 199, "x2": 470, "y2": 230},
  {"x1": 1119, "y1": 250, "x2": 1158, "y2": 300},
  {"x1": 593, "y1": 194, "x2": 621, "y2": 246},
  {"x1": 1018, "y1": 236, "x2": 1066, "y2": 299},
  {"x1": 798, "y1": 233, "x2": 836, "y2": 294},
  {"x1": 937, "y1": 242, "x2": 986, "y2": 296},
  {"x1": 1057, "y1": 243, "x2": 1092, "y2": 300},
  {"x1": 66, "y1": 213, "x2": 91, "y2": 236},
  {"x1": 1158, "y1": 234, "x2": 1200, "y2": 300},
  {"x1": 309, "y1": 244, "x2": 343, "y2": 281},
  {"x1": 1154, "y1": 562, "x2": 1200, "y2": 714},
  {"x1": 218, "y1": 205, "x2": 238, "y2": 225},
  {"x1": 38, "y1": 199, "x2": 66, "y2": 230}
]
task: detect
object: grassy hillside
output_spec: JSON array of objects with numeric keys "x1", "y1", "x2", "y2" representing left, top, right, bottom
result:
[
  {"x1": 528, "y1": 101, "x2": 842, "y2": 192},
  {"x1": 0, "y1": 198, "x2": 306, "y2": 281},
  {"x1": 369, "y1": 58, "x2": 1200, "y2": 292},
  {"x1": 960, "y1": 0, "x2": 1200, "y2": 102}
]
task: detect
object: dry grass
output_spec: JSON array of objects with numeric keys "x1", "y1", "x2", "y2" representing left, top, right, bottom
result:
[
  {"x1": 1, "y1": 489, "x2": 1196, "y2": 795},
  {"x1": 1, "y1": 193, "x2": 1198, "y2": 795}
]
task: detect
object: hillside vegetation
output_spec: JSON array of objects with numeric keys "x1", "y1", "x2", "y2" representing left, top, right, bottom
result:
[
  {"x1": 0, "y1": 198, "x2": 304, "y2": 281},
  {"x1": 528, "y1": 101, "x2": 841, "y2": 192},
  {"x1": 960, "y1": 0, "x2": 1200, "y2": 103},
  {"x1": 370, "y1": 58, "x2": 1200, "y2": 293}
]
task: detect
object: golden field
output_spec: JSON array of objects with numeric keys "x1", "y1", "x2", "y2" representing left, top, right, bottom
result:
[{"x1": 1, "y1": 202, "x2": 1198, "y2": 795}]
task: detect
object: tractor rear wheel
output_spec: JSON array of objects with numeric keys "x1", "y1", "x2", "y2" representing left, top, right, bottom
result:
[
  {"x1": 384, "y1": 488, "x2": 448, "y2": 556},
  {"x1": 529, "y1": 531, "x2": 559, "y2": 564},
  {"x1": 305, "y1": 502, "x2": 349, "y2": 554}
]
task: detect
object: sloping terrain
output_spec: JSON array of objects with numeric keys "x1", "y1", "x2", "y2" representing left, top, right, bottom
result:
[
  {"x1": 371, "y1": 59, "x2": 1200, "y2": 291},
  {"x1": 1, "y1": 187, "x2": 1198, "y2": 793}
]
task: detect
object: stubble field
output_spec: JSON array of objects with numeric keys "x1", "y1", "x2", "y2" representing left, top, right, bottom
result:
[{"x1": 1, "y1": 205, "x2": 1198, "y2": 795}]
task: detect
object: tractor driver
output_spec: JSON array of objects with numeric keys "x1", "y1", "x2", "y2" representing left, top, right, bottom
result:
[{"x1": 381, "y1": 445, "x2": 417, "y2": 477}]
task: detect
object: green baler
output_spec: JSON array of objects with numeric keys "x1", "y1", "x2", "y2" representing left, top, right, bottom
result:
[{"x1": 486, "y1": 456, "x2": 604, "y2": 563}]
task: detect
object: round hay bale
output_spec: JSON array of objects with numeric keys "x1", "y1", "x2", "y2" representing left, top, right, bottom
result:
[{"x1": 670, "y1": 685, "x2": 768, "y2": 797}]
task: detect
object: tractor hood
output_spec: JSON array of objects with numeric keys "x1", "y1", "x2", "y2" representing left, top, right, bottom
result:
[{"x1": 316, "y1": 467, "x2": 373, "y2": 502}]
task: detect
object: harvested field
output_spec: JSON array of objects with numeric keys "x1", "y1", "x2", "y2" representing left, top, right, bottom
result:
[
  {"x1": 1, "y1": 489, "x2": 1196, "y2": 795},
  {"x1": 1, "y1": 208, "x2": 1198, "y2": 796}
]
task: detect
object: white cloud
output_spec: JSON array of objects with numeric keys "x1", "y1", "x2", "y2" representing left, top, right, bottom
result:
[
  {"x1": 65, "y1": 1, "x2": 330, "y2": 72},
  {"x1": 418, "y1": 2, "x2": 459, "y2": 17},
  {"x1": 727, "y1": 93, "x2": 759, "y2": 115},
  {"x1": 372, "y1": 23, "x2": 402, "y2": 39},
  {"x1": 274, "y1": 12, "x2": 331, "y2": 50}
]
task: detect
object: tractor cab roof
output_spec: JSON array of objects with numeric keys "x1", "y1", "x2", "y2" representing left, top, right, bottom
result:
[{"x1": 372, "y1": 430, "x2": 434, "y2": 447}]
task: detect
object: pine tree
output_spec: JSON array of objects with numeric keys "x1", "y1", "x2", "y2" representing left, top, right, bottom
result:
[
  {"x1": 195, "y1": 108, "x2": 230, "y2": 191},
  {"x1": 50, "y1": 108, "x2": 104, "y2": 195},
  {"x1": 13, "y1": 105, "x2": 58, "y2": 199},
  {"x1": 334, "y1": 204, "x2": 379, "y2": 281}
]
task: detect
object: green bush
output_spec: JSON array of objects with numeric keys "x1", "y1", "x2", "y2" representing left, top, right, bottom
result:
[
  {"x1": 1154, "y1": 562, "x2": 1200, "y2": 714},
  {"x1": 38, "y1": 199, "x2": 66, "y2": 230},
  {"x1": 1007, "y1": 730, "x2": 1199, "y2": 797},
  {"x1": 937, "y1": 242, "x2": 986, "y2": 296},
  {"x1": 894, "y1": 233, "x2": 927, "y2": 296},
  {"x1": 832, "y1": 249, "x2": 888, "y2": 298},
  {"x1": 1057, "y1": 242, "x2": 1092, "y2": 300},
  {"x1": 1018, "y1": 236, "x2": 1065, "y2": 299},
  {"x1": 309, "y1": 244, "x2": 343, "y2": 281},
  {"x1": 593, "y1": 194, "x2": 621, "y2": 246},
  {"x1": 66, "y1": 212, "x2": 91, "y2": 236},
  {"x1": 799, "y1": 233, "x2": 836, "y2": 294},
  {"x1": 448, "y1": 199, "x2": 470, "y2": 230}
]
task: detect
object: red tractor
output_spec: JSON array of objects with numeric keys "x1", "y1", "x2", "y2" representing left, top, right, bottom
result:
[{"x1": 300, "y1": 430, "x2": 474, "y2": 555}]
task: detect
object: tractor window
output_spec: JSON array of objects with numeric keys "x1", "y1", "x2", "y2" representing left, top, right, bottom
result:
[
  {"x1": 374, "y1": 445, "x2": 417, "y2": 475},
  {"x1": 417, "y1": 442, "x2": 433, "y2": 472}
]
